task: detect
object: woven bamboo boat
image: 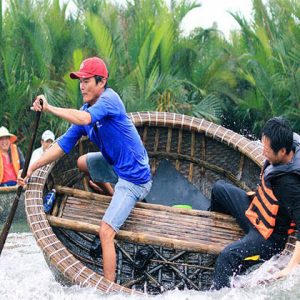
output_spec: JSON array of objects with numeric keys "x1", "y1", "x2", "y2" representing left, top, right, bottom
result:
[
  {"x1": 0, "y1": 186, "x2": 25, "y2": 224},
  {"x1": 24, "y1": 112, "x2": 266, "y2": 295}
]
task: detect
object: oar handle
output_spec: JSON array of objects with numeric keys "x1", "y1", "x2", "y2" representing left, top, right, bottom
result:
[{"x1": 17, "y1": 99, "x2": 43, "y2": 196}]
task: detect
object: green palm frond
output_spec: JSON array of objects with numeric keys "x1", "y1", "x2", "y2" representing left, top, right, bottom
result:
[
  {"x1": 86, "y1": 12, "x2": 116, "y2": 76},
  {"x1": 63, "y1": 49, "x2": 85, "y2": 109},
  {"x1": 192, "y1": 94, "x2": 223, "y2": 123}
]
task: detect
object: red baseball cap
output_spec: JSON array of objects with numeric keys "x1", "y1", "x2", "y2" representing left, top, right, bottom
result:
[{"x1": 70, "y1": 57, "x2": 109, "y2": 79}]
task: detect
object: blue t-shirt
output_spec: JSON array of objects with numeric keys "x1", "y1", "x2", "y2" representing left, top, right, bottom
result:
[{"x1": 58, "y1": 88, "x2": 151, "y2": 184}]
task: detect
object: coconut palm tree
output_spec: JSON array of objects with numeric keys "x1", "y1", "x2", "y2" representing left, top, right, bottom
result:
[
  {"x1": 3, "y1": 0, "x2": 298, "y2": 144},
  {"x1": 70, "y1": 0, "x2": 225, "y2": 122},
  {"x1": 0, "y1": 0, "x2": 77, "y2": 143},
  {"x1": 69, "y1": 0, "x2": 201, "y2": 113},
  {"x1": 226, "y1": 0, "x2": 300, "y2": 135}
]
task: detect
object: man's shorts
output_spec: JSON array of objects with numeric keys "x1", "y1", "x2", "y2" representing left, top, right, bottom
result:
[
  {"x1": 86, "y1": 152, "x2": 152, "y2": 232},
  {"x1": 86, "y1": 152, "x2": 118, "y2": 184}
]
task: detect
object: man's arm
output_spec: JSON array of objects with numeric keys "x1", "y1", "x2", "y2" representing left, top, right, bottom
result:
[
  {"x1": 275, "y1": 241, "x2": 300, "y2": 278},
  {"x1": 18, "y1": 143, "x2": 64, "y2": 186},
  {"x1": 272, "y1": 174, "x2": 300, "y2": 278},
  {"x1": 33, "y1": 95, "x2": 91, "y2": 125},
  {"x1": 30, "y1": 143, "x2": 63, "y2": 171}
]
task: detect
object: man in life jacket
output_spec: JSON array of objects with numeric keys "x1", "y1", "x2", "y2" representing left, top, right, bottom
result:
[
  {"x1": 0, "y1": 126, "x2": 25, "y2": 186},
  {"x1": 210, "y1": 117, "x2": 300, "y2": 290}
]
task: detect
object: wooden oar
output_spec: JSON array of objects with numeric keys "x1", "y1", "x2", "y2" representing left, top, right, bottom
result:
[{"x1": 0, "y1": 101, "x2": 42, "y2": 255}]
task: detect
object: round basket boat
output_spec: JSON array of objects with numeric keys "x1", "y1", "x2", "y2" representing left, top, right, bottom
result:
[{"x1": 24, "y1": 112, "x2": 265, "y2": 295}]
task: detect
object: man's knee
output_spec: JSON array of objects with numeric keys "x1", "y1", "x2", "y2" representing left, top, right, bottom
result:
[
  {"x1": 212, "y1": 180, "x2": 227, "y2": 197},
  {"x1": 99, "y1": 221, "x2": 116, "y2": 242},
  {"x1": 77, "y1": 155, "x2": 87, "y2": 172},
  {"x1": 210, "y1": 180, "x2": 228, "y2": 211}
]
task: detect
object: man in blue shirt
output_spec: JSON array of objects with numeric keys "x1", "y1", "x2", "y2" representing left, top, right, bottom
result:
[{"x1": 19, "y1": 57, "x2": 152, "y2": 282}]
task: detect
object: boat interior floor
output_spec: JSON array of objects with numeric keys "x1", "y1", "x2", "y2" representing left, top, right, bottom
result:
[
  {"x1": 47, "y1": 185, "x2": 243, "y2": 255},
  {"x1": 145, "y1": 159, "x2": 210, "y2": 210}
]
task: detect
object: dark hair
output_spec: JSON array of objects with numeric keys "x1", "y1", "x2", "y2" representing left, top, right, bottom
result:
[
  {"x1": 94, "y1": 75, "x2": 108, "y2": 89},
  {"x1": 262, "y1": 117, "x2": 293, "y2": 154}
]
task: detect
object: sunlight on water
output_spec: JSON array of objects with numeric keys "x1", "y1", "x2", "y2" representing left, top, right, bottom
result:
[{"x1": 1, "y1": 233, "x2": 300, "y2": 300}]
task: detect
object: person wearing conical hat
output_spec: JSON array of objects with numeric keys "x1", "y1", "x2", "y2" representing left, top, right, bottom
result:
[{"x1": 0, "y1": 126, "x2": 25, "y2": 186}]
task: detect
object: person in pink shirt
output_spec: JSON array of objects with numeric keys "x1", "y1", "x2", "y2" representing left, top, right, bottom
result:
[{"x1": 0, "y1": 126, "x2": 24, "y2": 186}]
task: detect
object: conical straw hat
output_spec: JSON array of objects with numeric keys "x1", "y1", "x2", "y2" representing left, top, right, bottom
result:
[{"x1": 0, "y1": 126, "x2": 17, "y2": 143}]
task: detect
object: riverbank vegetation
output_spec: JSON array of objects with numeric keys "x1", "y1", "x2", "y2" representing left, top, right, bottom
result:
[{"x1": 0, "y1": 0, "x2": 299, "y2": 150}]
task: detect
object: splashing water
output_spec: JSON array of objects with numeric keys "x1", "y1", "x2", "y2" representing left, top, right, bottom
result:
[
  {"x1": 232, "y1": 253, "x2": 291, "y2": 288},
  {"x1": 1, "y1": 233, "x2": 300, "y2": 300}
]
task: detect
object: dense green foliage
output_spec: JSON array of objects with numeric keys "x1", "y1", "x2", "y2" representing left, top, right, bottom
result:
[{"x1": 0, "y1": 0, "x2": 299, "y2": 151}]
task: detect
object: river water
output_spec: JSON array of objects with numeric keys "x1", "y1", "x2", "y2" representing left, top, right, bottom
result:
[{"x1": 1, "y1": 225, "x2": 300, "y2": 300}]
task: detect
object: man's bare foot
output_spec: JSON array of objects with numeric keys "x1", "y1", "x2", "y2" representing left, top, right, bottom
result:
[
  {"x1": 89, "y1": 180, "x2": 114, "y2": 196},
  {"x1": 89, "y1": 180, "x2": 105, "y2": 194}
]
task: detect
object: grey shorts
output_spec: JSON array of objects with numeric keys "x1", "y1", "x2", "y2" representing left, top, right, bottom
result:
[
  {"x1": 86, "y1": 152, "x2": 118, "y2": 184},
  {"x1": 103, "y1": 178, "x2": 152, "y2": 232},
  {"x1": 86, "y1": 152, "x2": 152, "y2": 232}
]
